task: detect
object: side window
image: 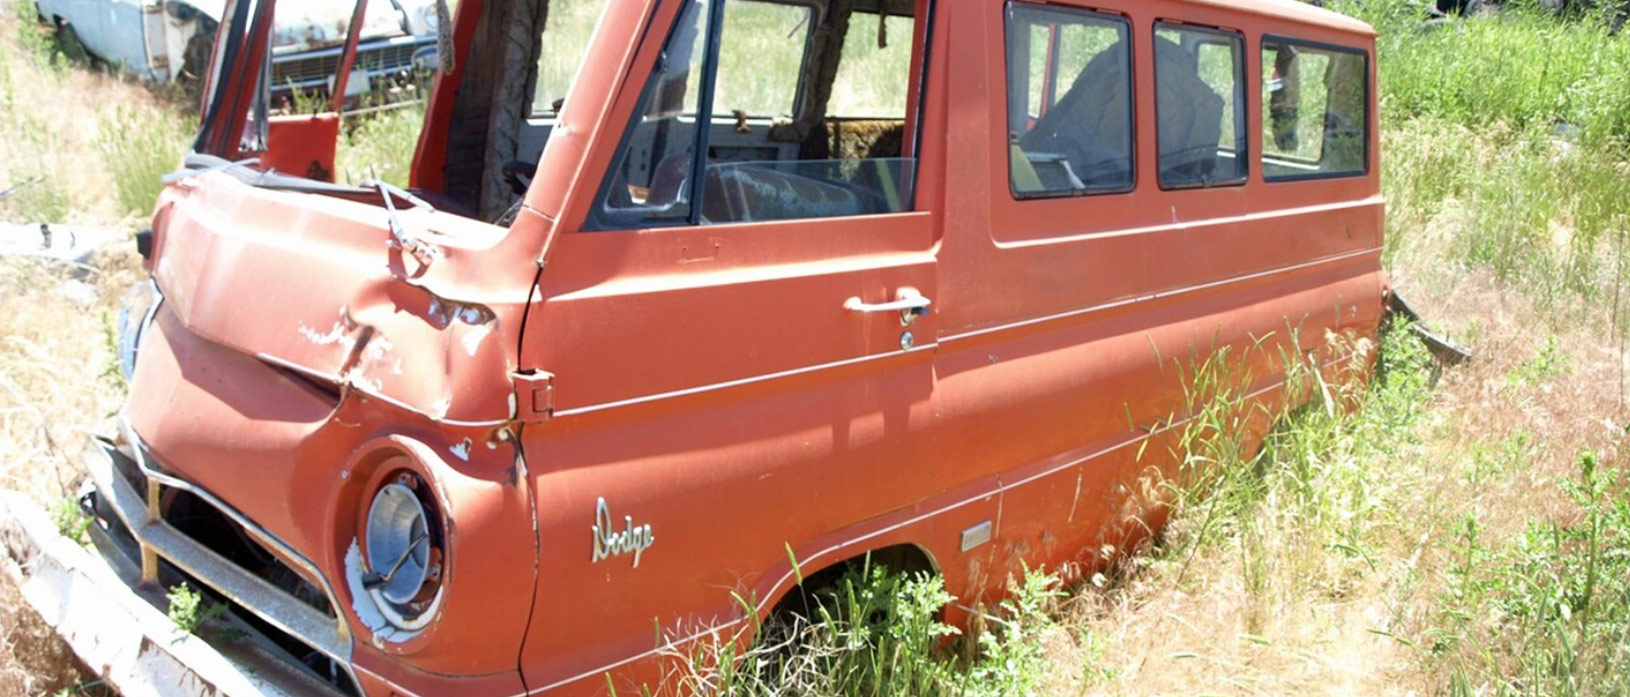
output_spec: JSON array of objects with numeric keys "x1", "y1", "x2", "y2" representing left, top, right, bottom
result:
[
  {"x1": 1005, "y1": 3, "x2": 1133, "y2": 198},
  {"x1": 1262, "y1": 39, "x2": 1368, "y2": 180},
  {"x1": 593, "y1": 0, "x2": 922, "y2": 229},
  {"x1": 829, "y1": 12, "x2": 915, "y2": 118},
  {"x1": 1154, "y1": 23, "x2": 1246, "y2": 189},
  {"x1": 533, "y1": 0, "x2": 611, "y2": 115},
  {"x1": 714, "y1": 2, "x2": 813, "y2": 118},
  {"x1": 596, "y1": 0, "x2": 712, "y2": 224}
]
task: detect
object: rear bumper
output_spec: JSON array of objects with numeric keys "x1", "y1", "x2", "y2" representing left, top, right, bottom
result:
[{"x1": 0, "y1": 438, "x2": 356, "y2": 697}]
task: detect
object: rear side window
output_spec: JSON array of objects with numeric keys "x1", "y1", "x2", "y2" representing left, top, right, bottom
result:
[
  {"x1": 1154, "y1": 23, "x2": 1246, "y2": 189},
  {"x1": 1262, "y1": 38, "x2": 1369, "y2": 180},
  {"x1": 1005, "y1": 3, "x2": 1134, "y2": 198}
]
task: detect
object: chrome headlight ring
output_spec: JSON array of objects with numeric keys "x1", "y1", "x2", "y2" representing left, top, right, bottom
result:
[{"x1": 361, "y1": 471, "x2": 445, "y2": 632}]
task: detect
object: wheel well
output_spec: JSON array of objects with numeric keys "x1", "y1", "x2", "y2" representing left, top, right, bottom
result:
[{"x1": 766, "y1": 544, "x2": 938, "y2": 624}]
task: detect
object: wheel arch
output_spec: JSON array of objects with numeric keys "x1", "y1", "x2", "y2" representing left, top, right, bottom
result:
[{"x1": 759, "y1": 542, "x2": 940, "y2": 625}]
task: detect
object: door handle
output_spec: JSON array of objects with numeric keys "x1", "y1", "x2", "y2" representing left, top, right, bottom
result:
[{"x1": 844, "y1": 290, "x2": 932, "y2": 326}]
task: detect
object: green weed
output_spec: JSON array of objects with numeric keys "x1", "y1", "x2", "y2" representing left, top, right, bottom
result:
[
  {"x1": 93, "y1": 107, "x2": 192, "y2": 218},
  {"x1": 1162, "y1": 325, "x2": 1435, "y2": 629},
  {"x1": 1435, "y1": 451, "x2": 1630, "y2": 695},
  {"x1": 49, "y1": 497, "x2": 89, "y2": 543},
  {"x1": 165, "y1": 584, "x2": 227, "y2": 641},
  {"x1": 673, "y1": 561, "x2": 1063, "y2": 697}
]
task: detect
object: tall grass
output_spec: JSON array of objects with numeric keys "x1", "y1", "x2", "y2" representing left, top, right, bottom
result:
[
  {"x1": 675, "y1": 563, "x2": 1062, "y2": 697},
  {"x1": 1335, "y1": 0, "x2": 1630, "y2": 324},
  {"x1": 1333, "y1": 0, "x2": 1630, "y2": 145},
  {"x1": 1431, "y1": 451, "x2": 1630, "y2": 696},
  {"x1": 94, "y1": 106, "x2": 192, "y2": 218},
  {"x1": 336, "y1": 102, "x2": 429, "y2": 187}
]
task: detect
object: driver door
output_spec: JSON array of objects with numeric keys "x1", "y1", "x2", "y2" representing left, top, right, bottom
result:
[{"x1": 516, "y1": 0, "x2": 944, "y2": 691}]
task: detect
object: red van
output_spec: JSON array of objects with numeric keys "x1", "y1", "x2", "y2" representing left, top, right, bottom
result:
[{"x1": 2, "y1": 0, "x2": 1384, "y2": 695}]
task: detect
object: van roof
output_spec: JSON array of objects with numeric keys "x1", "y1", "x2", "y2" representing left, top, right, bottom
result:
[{"x1": 1190, "y1": 0, "x2": 1377, "y2": 38}]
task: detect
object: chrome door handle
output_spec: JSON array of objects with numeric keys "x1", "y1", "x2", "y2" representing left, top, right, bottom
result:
[{"x1": 844, "y1": 290, "x2": 932, "y2": 326}]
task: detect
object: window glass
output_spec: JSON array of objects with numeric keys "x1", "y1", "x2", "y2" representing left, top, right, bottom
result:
[
  {"x1": 597, "y1": 0, "x2": 712, "y2": 223},
  {"x1": 1262, "y1": 40, "x2": 1368, "y2": 179},
  {"x1": 1005, "y1": 3, "x2": 1133, "y2": 198},
  {"x1": 533, "y1": 0, "x2": 610, "y2": 115},
  {"x1": 1154, "y1": 24, "x2": 1246, "y2": 188},
  {"x1": 594, "y1": 0, "x2": 921, "y2": 229},
  {"x1": 829, "y1": 12, "x2": 915, "y2": 118},
  {"x1": 713, "y1": 2, "x2": 813, "y2": 117}
]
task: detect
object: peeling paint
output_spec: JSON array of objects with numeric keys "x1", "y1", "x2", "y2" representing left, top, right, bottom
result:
[
  {"x1": 449, "y1": 438, "x2": 472, "y2": 462},
  {"x1": 344, "y1": 540, "x2": 389, "y2": 634},
  {"x1": 461, "y1": 324, "x2": 491, "y2": 357},
  {"x1": 344, "y1": 540, "x2": 424, "y2": 646},
  {"x1": 298, "y1": 322, "x2": 353, "y2": 348}
]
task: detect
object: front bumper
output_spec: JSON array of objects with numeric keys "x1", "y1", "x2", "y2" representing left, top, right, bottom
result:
[{"x1": 0, "y1": 438, "x2": 356, "y2": 697}]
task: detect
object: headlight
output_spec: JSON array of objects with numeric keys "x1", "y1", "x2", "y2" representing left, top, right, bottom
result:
[
  {"x1": 361, "y1": 471, "x2": 445, "y2": 631},
  {"x1": 416, "y1": 4, "x2": 439, "y2": 34},
  {"x1": 117, "y1": 281, "x2": 161, "y2": 381}
]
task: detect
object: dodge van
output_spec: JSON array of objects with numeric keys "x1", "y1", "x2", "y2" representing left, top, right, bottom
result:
[{"x1": 1, "y1": 0, "x2": 1386, "y2": 695}]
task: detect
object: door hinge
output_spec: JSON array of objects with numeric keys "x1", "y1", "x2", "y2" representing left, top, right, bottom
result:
[{"x1": 511, "y1": 370, "x2": 555, "y2": 424}]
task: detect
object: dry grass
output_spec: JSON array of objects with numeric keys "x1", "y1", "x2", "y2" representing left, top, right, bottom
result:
[
  {"x1": 0, "y1": 2, "x2": 166, "y2": 693},
  {"x1": 0, "y1": 0, "x2": 190, "y2": 227},
  {"x1": 1031, "y1": 273, "x2": 1626, "y2": 696}
]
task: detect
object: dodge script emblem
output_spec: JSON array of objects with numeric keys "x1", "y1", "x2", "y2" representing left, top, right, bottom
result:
[{"x1": 591, "y1": 498, "x2": 655, "y2": 568}]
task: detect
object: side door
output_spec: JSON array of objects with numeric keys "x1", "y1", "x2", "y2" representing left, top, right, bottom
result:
[{"x1": 516, "y1": 0, "x2": 944, "y2": 692}]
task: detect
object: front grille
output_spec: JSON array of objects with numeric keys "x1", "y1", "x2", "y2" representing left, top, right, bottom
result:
[
  {"x1": 88, "y1": 436, "x2": 360, "y2": 696},
  {"x1": 159, "y1": 485, "x2": 336, "y2": 619},
  {"x1": 272, "y1": 40, "x2": 427, "y2": 89}
]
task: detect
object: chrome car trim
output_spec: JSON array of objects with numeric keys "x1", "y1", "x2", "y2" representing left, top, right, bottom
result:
[
  {"x1": 100, "y1": 422, "x2": 357, "y2": 675},
  {"x1": 590, "y1": 498, "x2": 655, "y2": 568},
  {"x1": 548, "y1": 247, "x2": 1379, "y2": 421},
  {"x1": 517, "y1": 354, "x2": 1357, "y2": 695},
  {"x1": 551, "y1": 341, "x2": 942, "y2": 419},
  {"x1": 939, "y1": 246, "x2": 1383, "y2": 344}
]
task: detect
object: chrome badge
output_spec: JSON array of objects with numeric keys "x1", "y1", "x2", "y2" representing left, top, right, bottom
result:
[{"x1": 591, "y1": 498, "x2": 655, "y2": 568}]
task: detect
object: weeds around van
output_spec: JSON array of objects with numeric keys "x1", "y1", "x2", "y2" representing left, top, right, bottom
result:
[{"x1": 672, "y1": 562, "x2": 1064, "y2": 697}]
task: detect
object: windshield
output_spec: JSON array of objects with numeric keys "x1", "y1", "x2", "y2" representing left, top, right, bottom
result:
[{"x1": 271, "y1": 0, "x2": 407, "y2": 52}]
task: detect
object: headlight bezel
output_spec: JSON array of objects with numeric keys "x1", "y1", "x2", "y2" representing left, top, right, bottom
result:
[{"x1": 358, "y1": 469, "x2": 446, "y2": 633}]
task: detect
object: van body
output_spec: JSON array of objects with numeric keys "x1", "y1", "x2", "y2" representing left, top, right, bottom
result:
[{"x1": 63, "y1": 0, "x2": 1384, "y2": 695}]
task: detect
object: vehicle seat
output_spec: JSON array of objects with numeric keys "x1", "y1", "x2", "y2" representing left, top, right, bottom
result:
[
  {"x1": 1153, "y1": 37, "x2": 1226, "y2": 185},
  {"x1": 1019, "y1": 41, "x2": 1133, "y2": 190}
]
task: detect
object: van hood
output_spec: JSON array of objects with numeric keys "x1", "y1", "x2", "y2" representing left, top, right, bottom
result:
[
  {"x1": 270, "y1": 0, "x2": 411, "y2": 52},
  {"x1": 141, "y1": 171, "x2": 541, "y2": 427}
]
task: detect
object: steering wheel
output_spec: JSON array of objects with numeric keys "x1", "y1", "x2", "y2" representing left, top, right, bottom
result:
[{"x1": 502, "y1": 161, "x2": 538, "y2": 197}]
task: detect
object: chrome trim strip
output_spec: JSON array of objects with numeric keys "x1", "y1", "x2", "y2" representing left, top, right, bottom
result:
[
  {"x1": 517, "y1": 355, "x2": 1353, "y2": 695},
  {"x1": 547, "y1": 246, "x2": 1380, "y2": 421},
  {"x1": 551, "y1": 342, "x2": 942, "y2": 419},
  {"x1": 939, "y1": 246, "x2": 1383, "y2": 345},
  {"x1": 994, "y1": 197, "x2": 1383, "y2": 247}
]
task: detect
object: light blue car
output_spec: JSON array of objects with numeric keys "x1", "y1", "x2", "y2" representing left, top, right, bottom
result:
[{"x1": 32, "y1": 0, "x2": 440, "y2": 99}]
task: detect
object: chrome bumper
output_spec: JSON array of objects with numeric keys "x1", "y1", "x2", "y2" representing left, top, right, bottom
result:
[{"x1": 0, "y1": 438, "x2": 356, "y2": 697}]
